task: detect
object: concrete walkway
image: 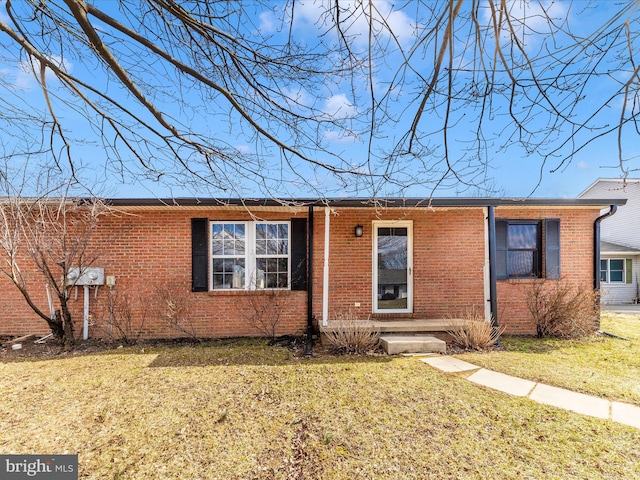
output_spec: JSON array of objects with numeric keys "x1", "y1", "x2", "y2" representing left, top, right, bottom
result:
[{"x1": 420, "y1": 356, "x2": 640, "y2": 430}]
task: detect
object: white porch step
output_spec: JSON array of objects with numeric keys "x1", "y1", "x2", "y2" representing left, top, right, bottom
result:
[{"x1": 380, "y1": 335, "x2": 446, "y2": 355}]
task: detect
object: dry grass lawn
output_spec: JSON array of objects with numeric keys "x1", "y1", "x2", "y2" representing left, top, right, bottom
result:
[
  {"x1": 457, "y1": 312, "x2": 640, "y2": 404},
  {"x1": 1, "y1": 327, "x2": 639, "y2": 478}
]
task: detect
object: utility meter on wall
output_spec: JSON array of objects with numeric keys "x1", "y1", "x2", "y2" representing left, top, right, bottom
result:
[{"x1": 66, "y1": 267, "x2": 105, "y2": 286}]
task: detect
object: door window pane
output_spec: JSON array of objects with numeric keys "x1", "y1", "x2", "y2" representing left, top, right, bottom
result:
[{"x1": 377, "y1": 227, "x2": 408, "y2": 310}]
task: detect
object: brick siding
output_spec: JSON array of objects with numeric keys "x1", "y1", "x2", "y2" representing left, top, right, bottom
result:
[{"x1": 0, "y1": 205, "x2": 602, "y2": 339}]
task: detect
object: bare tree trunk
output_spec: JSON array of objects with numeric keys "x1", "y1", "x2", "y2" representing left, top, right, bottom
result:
[
  {"x1": 49, "y1": 310, "x2": 66, "y2": 342},
  {"x1": 61, "y1": 307, "x2": 75, "y2": 350}
]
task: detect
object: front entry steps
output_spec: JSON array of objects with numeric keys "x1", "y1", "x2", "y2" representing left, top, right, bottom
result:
[{"x1": 380, "y1": 335, "x2": 446, "y2": 355}]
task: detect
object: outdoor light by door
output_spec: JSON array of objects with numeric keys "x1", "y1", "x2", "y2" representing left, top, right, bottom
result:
[{"x1": 354, "y1": 225, "x2": 364, "y2": 237}]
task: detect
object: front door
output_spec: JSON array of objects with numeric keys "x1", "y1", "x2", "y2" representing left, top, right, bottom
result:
[{"x1": 373, "y1": 221, "x2": 413, "y2": 313}]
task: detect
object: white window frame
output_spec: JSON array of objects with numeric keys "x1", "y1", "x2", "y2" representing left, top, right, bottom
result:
[
  {"x1": 601, "y1": 258, "x2": 626, "y2": 284},
  {"x1": 210, "y1": 221, "x2": 291, "y2": 290}
]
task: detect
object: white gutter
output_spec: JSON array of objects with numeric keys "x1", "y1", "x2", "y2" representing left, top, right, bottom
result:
[{"x1": 322, "y1": 207, "x2": 330, "y2": 327}]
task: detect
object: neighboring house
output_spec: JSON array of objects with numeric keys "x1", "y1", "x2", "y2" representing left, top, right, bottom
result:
[
  {"x1": 0, "y1": 196, "x2": 626, "y2": 339},
  {"x1": 580, "y1": 178, "x2": 640, "y2": 304}
]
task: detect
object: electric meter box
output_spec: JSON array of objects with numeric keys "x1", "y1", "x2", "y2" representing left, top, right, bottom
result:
[{"x1": 67, "y1": 267, "x2": 105, "y2": 286}]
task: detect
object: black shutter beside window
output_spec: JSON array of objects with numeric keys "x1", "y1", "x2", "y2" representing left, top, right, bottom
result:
[
  {"x1": 290, "y1": 217, "x2": 308, "y2": 291},
  {"x1": 495, "y1": 220, "x2": 508, "y2": 279},
  {"x1": 191, "y1": 218, "x2": 208, "y2": 292},
  {"x1": 545, "y1": 219, "x2": 561, "y2": 279}
]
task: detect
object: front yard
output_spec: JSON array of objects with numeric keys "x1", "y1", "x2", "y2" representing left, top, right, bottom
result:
[
  {"x1": 456, "y1": 312, "x2": 640, "y2": 404},
  {"x1": 1, "y1": 313, "x2": 639, "y2": 479}
]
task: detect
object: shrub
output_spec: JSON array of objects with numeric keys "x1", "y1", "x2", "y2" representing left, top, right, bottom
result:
[
  {"x1": 240, "y1": 288, "x2": 289, "y2": 340},
  {"x1": 151, "y1": 281, "x2": 201, "y2": 341},
  {"x1": 323, "y1": 311, "x2": 380, "y2": 354},
  {"x1": 94, "y1": 288, "x2": 146, "y2": 345},
  {"x1": 526, "y1": 279, "x2": 598, "y2": 339},
  {"x1": 447, "y1": 308, "x2": 504, "y2": 350}
]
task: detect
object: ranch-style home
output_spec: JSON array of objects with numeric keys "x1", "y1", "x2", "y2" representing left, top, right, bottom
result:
[{"x1": 0, "y1": 196, "x2": 626, "y2": 344}]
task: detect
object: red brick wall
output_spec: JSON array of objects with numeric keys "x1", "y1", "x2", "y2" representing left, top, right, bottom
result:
[
  {"x1": 0, "y1": 205, "x2": 602, "y2": 339},
  {"x1": 314, "y1": 208, "x2": 486, "y2": 321},
  {"x1": 494, "y1": 207, "x2": 600, "y2": 334}
]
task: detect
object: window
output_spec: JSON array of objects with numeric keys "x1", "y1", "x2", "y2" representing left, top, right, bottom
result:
[
  {"x1": 496, "y1": 218, "x2": 560, "y2": 280},
  {"x1": 496, "y1": 220, "x2": 542, "y2": 279},
  {"x1": 211, "y1": 221, "x2": 290, "y2": 290},
  {"x1": 600, "y1": 258, "x2": 629, "y2": 284}
]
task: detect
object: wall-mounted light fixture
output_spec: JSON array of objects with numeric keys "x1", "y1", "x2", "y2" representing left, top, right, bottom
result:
[{"x1": 354, "y1": 225, "x2": 364, "y2": 238}]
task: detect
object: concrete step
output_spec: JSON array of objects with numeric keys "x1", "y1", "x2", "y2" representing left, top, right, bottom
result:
[
  {"x1": 321, "y1": 318, "x2": 464, "y2": 334},
  {"x1": 380, "y1": 335, "x2": 447, "y2": 355}
]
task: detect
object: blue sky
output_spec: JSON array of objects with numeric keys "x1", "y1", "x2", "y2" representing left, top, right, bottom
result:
[{"x1": 0, "y1": 1, "x2": 639, "y2": 199}]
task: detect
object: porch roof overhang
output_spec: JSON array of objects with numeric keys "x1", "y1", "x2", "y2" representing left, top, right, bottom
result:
[
  {"x1": 104, "y1": 197, "x2": 627, "y2": 211},
  {"x1": 601, "y1": 240, "x2": 640, "y2": 256}
]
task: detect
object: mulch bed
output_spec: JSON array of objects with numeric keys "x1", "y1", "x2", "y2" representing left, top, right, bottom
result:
[{"x1": 0, "y1": 334, "x2": 325, "y2": 361}]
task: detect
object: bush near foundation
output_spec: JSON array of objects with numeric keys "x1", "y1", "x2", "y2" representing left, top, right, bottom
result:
[
  {"x1": 323, "y1": 311, "x2": 380, "y2": 354},
  {"x1": 526, "y1": 279, "x2": 599, "y2": 339},
  {"x1": 447, "y1": 308, "x2": 504, "y2": 350}
]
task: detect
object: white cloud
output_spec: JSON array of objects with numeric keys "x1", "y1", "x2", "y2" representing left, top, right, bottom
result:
[
  {"x1": 259, "y1": 11, "x2": 276, "y2": 34},
  {"x1": 323, "y1": 93, "x2": 358, "y2": 119},
  {"x1": 236, "y1": 145, "x2": 253, "y2": 154},
  {"x1": 290, "y1": 0, "x2": 416, "y2": 48},
  {"x1": 482, "y1": 0, "x2": 569, "y2": 51},
  {"x1": 324, "y1": 129, "x2": 360, "y2": 144},
  {"x1": 14, "y1": 54, "x2": 73, "y2": 90}
]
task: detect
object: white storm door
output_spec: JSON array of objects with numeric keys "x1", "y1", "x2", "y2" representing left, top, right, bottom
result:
[{"x1": 373, "y1": 221, "x2": 413, "y2": 314}]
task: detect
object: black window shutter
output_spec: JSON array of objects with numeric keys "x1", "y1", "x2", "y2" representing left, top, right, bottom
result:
[
  {"x1": 290, "y1": 218, "x2": 308, "y2": 291},
  {"x1": 495, "y1": 220, "x2": 508, "y2": 279},
  {"x1": 191, "y1": 218, "x2": 208, "y2": 292},
  {"x1": 545, "y1": 219, "x2": 561, "y2": 279}
]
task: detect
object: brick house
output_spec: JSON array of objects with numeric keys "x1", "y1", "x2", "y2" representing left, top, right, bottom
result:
[{"x1": 0, "y1": 197, "x2": 625, "y2": 341}]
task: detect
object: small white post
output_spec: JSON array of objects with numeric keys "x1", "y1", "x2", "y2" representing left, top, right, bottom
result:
[{"x1": 83, "y1": 285, "x2": 90, "y2": 340}]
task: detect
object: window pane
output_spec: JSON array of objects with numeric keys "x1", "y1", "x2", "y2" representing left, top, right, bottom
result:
[
  {"x1": 610, "y1": 259, "x2": 624, "y2": 283},
  {"x1": 212, "y1": 258, "x2": 245, "y2": 289},
  {"x1": 266, "y1": 239, "x2": 278, "y2": 255},
  {"x1": 256, "y1": 223, "x2": 288, "y2": 255},
  {"x1": 610, "y1": 270, "x2": 624, "y2": 282},
  {"x1": 610, "y1": 259, "x2": 624, "y2": 270},
  {"x1": 600, "y1": 260, "x2": 608, "y2": 282},
  {"x1": 266, "y1": 273, "x2": 278, "y2": 288},
  {"x1": 508, "y1": 224, "x2": 538, "y2": 249},
  {"x1": 508, "y1": 251, "x2": 534, "y2": 277},
  {"x1": 278, "y1": 258, "x2": 288, "y2": 272},
  {"x1": 212, "y1": 223, "x2": 245, "y2": 256}
]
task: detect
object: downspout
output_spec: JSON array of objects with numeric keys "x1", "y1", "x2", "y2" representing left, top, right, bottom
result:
[
  {"x1": 305, "y1": 206, "x2": 314, "y2": 356},
  {"x1": 594, "y1": 205, "x2": 617, "y2": 291},
  {"x1": 487, "y1": 206, "x2": 499, "y2": 334},
  {"x1": 322, "y1": 207, "x2": 330, "y2": 327}
]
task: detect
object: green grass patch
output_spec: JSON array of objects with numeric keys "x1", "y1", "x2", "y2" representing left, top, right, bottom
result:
[
  {"x1": 1, "y1": 334, "x2": 640, "y2": 478},
  {"x1": 456, "y1": 312, "x2": 640, "y2": 404}
]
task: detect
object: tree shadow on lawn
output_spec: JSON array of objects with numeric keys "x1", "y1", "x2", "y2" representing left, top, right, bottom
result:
[
  {"x1": 146, "y1": 342, "x2": 394, "y2": 368},
  {"x1": 0, "y1": 335, "x2": 393, "y2": 367}
]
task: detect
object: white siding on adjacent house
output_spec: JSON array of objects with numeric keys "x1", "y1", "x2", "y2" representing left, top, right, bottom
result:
[
  {"x1": 579, "y1": 179, "x2": 640, "y2": 249},
  {"x1": 600, "y1": 255, "x2": 640, "y2": 304}
]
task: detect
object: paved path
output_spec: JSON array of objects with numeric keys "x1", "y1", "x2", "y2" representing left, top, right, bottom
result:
[{"x1": 420, "y1": 356, "x2": 640, "y2": 430}]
